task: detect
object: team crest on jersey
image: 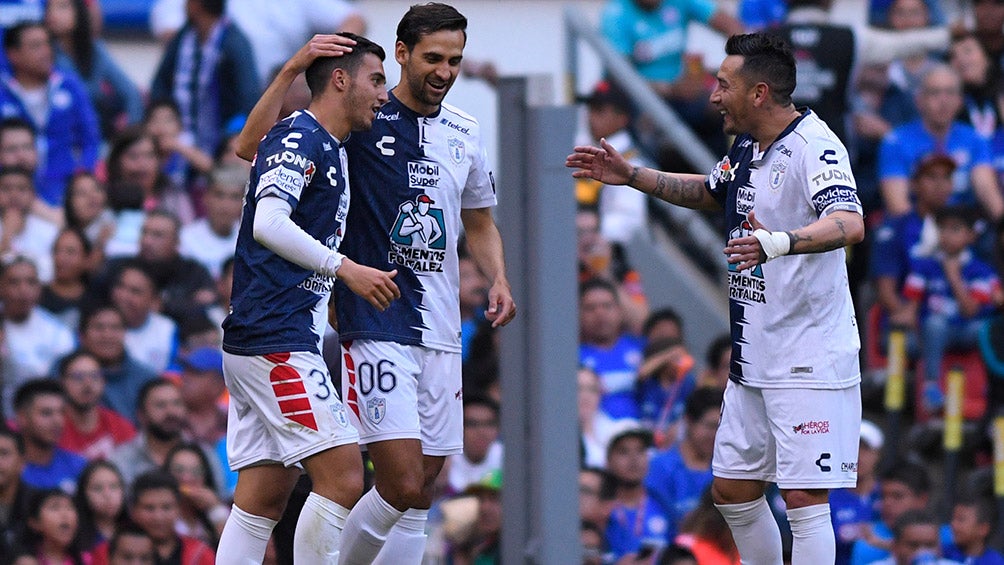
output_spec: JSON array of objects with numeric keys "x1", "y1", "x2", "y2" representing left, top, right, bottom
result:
[
  {"x1": 769, "y1": 159, "x2": 787, "y2": 190},
  {"x1": 366, "y1": 397, "x2": 386, "y2": 424},
  {"x1": 448, "y1": 137, "x2": 465, "y2": 164},
  {"x1": 330, "y1": 400, "x2": 349, "y2": 428},
  {"x1": 304, "y1": 161, "x2": 316, "y2": 184},
  {"x1": 388, "y1": 195, "x2": 448, "y2": 272}
]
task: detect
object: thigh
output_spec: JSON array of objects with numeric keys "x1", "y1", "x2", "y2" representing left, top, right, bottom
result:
[
  {"x1": 712, "y1": 380, "x2": 776, "y2": 483},
  {"x1": 231, "y1": 463, "x2": 302, "y2": 520},
  {"x1": 417, "y1": 349, "x2": 463, "y2": 456},
  {"x1": 341, "y1": 340, "x2": 421, "y2": 444},
  {"x1": 763, "y1": 385, "x2": 861, "y2": 490},
  {"x1": 224, "y1": 351, "x2": 359, "y2": 468}
]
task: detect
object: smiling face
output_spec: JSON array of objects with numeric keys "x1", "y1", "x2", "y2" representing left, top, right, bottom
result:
[
  {"x1": 344, "y1": 52, "x2": 389, "y2": 131},
  {"x1": 395, "y1": 29, "x2": 466, "y2": 115},
  {"x1": 711, "y1": 55, "x2": 756, "y2": 136}
]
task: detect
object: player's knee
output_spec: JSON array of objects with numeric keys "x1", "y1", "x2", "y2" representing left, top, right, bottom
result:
[
  {"x1": 380, "y1": 470, "x2": 427, "y2": 510},
  {"x1": 711, "y1": 478, "x2": 765, "y2": 505},
  {"x1": 310, "y1": 462, "x2": 364, "y2": 506},
  {"x1": 780, "y1": 488, "x2": 828, "y2": 509}
]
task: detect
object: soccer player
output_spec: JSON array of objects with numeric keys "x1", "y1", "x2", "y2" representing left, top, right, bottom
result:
[
  {"x1": 235, "y1": 5, "x2": 517, "y2": 564},
  {"x1": 567, "y1": 33, "x2": 865, "y2": 564},
  {"x1": 214, "y1": 33, "x2": 401, "y2": 564}
]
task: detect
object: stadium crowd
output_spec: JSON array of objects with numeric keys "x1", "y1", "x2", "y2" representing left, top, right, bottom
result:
[{"x1": 0, "y1": 0, "x2": 1003, "y2": 564}]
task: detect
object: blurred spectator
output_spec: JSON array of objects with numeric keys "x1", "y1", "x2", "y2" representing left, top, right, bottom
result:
[
  {"x1": 40, "y1": 227, "x2": 93, "y2": 331},
  {"x1": 645, "y1": 387, "x2": 720, "y2": 542},
  {"x1": 204, "y1": 255, "x2": 231, "y2": 330},
  {"x1": 149, "y1": 0, "x2": 259, "y2": 156},
  {"x1": 575, "y1": 80, "x2": 649, "y2": 245},
  {"x1": 447, "y1": 396, "x2": 502, "y2": 495},
  {"x1": 0, "y1": 256, "x2": 75, "y2": 416},
  {"x1": 176, "y1": 347, "x2": 226, "y2": 445},
  {"x1": 44, "y1": 0, "x2": 143, "y2": 137},
  {"x1": 673, "y1": 487, "x2": 739, "y2": 565},
  {"x1": 56, "y1": 350, "x2": 135, "y2": 461},
  {"x1": 870, "y1": 0, "x2": 945, "y2": 27},
  {"x1": 77, "y1": 305, "x2": 158, "y2": 424},
  {"x1": 458, "y1": 252, "x2": 491, "y2": 365},
  {"x1": 870, "y1": 154, "x2": 955, "y2": 331},
  {"x1": 580, "y1": 467, "x2": 614, "y2": 531},
  {"x1": 942, "y1": 495, "x2": 1004, "y2": 564},
  {"x1": 739, "y1": 0, "x2": 787, "y2": 30},
  {"x1": 0, "y1": 117, "x2": 40, "y2": 187},
  {"x1": 126, "y1": 471, "x2": 215, "y2": 565},
  {"x1": 105, "y1": 128, "x2": 195, "y2": 227},
  {"x1": 636, "y1": 309, "x2": 696, "y2": 445},
  {"x1": 604, "y1": 428, "x2": 668, "y2": 561},
  {"x1": 62, "y1": 172, "x2": 115, "y2": 259},
  {"x1": 13, "y1": 379, "x2": 86, "y2": 492},
  {"x1": 179, "y1": 164, "x2": 242, "y2": 279},
  {"x1": 902, "y1": 205, "x2": 1000, "y2": 411},
  {"x1": 949, "y1": 31, "x2": 1003, "y2": 141},
  {"x1": 162, "y1": 443, "x2": 228, "y2": 547},
  {"x1": 696, "y1": 333, "x2": 730, "y2": 390},
  {"x1": 144, "y1": 100, "x2": 214, "y2": 192},
  {"x1": 0, "y1": 427, "x2": 35, "y2": 557},
  {"x1": 73, "y1": 460, "x2": 127, "y2": 552},
  {"x1": 109, "y1": 379, "x2": 224, "y2": 495},
  {"x1": 103, "y1": 524, "x2": 156, "y2": 565},
  {"x1": 831, "y1": 420, "x2": 885, "y2": 565},
  {"x1": 13, "y1": 488, "x2": 88, "y2": 564},
  {"x1": 878, "y1": 65, "x2": 1003, "y2": 220},
  {"x1": 971, "y1": 0, "x2": 1004, "y2": 67},
  {"x1": 871, "y1": 509, "x2": 960, "y2": 565},
  {"x1": 0, "y1": 167, "x2": 59, "y2": 282},
  {"x1": 577, "y1": 209, "x2": 648, "y2": 335},
  {"x1": 579, "y1": 367, "x2": 638, "y2": 469},
  {"x1": 581, "y1": 520, "x2": 608, "y2": 565},
  {"x1": 0, "y1": 22, "x2": 99, "y2": 207},
  {"x1": 111, "y1": 262, "x2": 179, "y2": 374},
  {"x1": 656, "y1": 543, "x2": 699, "y2": 565},
  {"x1": 580, "y1": 277, "x2": 645, "y2": 419},
  {"x1": 451, "y1": 470, "x2": 502, "y2": 565},
  {"x1": 850, "y1": 461, "x2": 948, "y2": 565}
]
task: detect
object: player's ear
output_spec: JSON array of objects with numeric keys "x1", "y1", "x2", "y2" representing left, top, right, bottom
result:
[
  {"x1": 753, "y1": 82, "x2": 769, "y2": 107},
  {"x1": 331, "y1": 67, "x2": 349, "y2": 92},
  {"x1": 395, "y1": 40, "x2": 409, "y2": 66}
]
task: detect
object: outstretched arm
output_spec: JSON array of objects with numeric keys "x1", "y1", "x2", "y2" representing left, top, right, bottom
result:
[
  {"x1": 235, "y1": 35, "x2": 356, "y2": 161},
  {"x1": 566, "y1": 138, "x2": 720, "y2": 210}
]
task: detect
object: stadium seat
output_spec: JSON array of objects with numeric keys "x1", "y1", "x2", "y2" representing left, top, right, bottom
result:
[{"x1": 913, "y1": 351, "x2": 989, "y2": 423}]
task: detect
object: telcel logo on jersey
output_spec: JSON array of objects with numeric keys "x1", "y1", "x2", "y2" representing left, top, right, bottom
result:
[
  {"x1": 408, "y1": 161, "x2": 440, "y2": 189},
  {"x1": 439, "y1": 118, "x2": 470, "y2": 135},
  {"x1": 376, "y1": 110, "x2": 400, "y2": 121}
]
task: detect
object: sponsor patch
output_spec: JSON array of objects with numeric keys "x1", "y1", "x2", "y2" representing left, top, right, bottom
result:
[
  {"x1": 257, "y1": 166, "x2": 305, "y2": 200},
  {"x1": 810, "y1": 165, "x2": 857, "y2": 189},
  {"x1": 408, "y1": 160, "x2": 440, "y2": 189},
  {"x1": 793, "y1": 420, "x2": 830, "y2": 435},
  {"x1": 811, "y1": 185, "x2": 861, "y2": 216}
]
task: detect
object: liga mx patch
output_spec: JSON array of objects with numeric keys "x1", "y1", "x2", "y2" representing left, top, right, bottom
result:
[{"x1": 366, "y1": 397, "x2": 386, "y2": 424}]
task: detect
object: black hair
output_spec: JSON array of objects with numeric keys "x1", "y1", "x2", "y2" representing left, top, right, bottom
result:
[
  {"x1": 0, "y1": 117, "x2": 36, "y2": 140},
  {"x1": 144, "y1": 207, "x2": 182, "y2": 237},
  {"x1": 881, "y1": 460, "x2": 932, "y2": 495},
  {"x1": 724, "y1": 33, "x2": 797, "y2": 106},
  {"x1": 705, "y1": 333, "x2": 732, "y2": 369},
  {"x1": 107, "y1": 522, "x2": 153, "y2": 558},
  {"x1": 143, "y1": 99, "x2": 181, "y2": 124},
  {"x1": 79, "y1": 303, "x2": 125, "y2": 333},
  {"x1": 463, "y1": 394, "x2": 500, "y2": 418},
  {"x1": 113, "y1": 259, "x2": 160, "y2": 293},
  {"x1": 891, "y1": 509, "x2": 940, "y2": 539},
  {"x1": 196, "y1": 0, "x2": 225, "y2": 18},
  {"x1": 683, "y1": 386, "x2": 724, "y2": 423},
  {"x1": 130, "y1": 470, "x2": 181, "y2": 507},
  {"x1": 657, "y1": 543, "x2": 699, "y2": 565},
  {"x1": 954, "y1": 493, "x2": 998, "y2": 531},
  {"x1": 396, "y1": 3, "x2": 468, "y2": 50},
  {"x1": 305, "y1": 33, "x2": 386, "y2": 97},
  {"x1": 55, "y1": 349, "x2": 101, "y2": 380},
  {"x1": 162, "y1": 443, "x2": 220, "y2": 546},
  {"x1": 0, "y1": 425, "x2": 25, "y2": 455},
  {"x1": 643, "y1": 307, "x2": 683, "y2": 339},
  {"x1": 934, "y1": 204, "x2": 979, "y2": 229},
  {"x1": 0, "y1": 254, "x2": 38, "y2": 280},
  {"x1": 2, "y1": 21, "x2": 46, "y2": 53},
  {"x1": 105, "y1": 126, "x2": 167, "y2": 204},
  {"x1": 62, "y1": 171, "x2": 105, "y2": 230},
  {"x1": 137, "y1": 378, "x2": 177, "y2": 415},
  {"x1": 50, "y1": 0, "x2": 95, "y2": 76},
  {"x1": 18, "y1": 488, "x2": 86, "y2": 565},
  {"x1": 74, "y1": 460, "x2": 128, "y2": 549},
  {"x1": 13, "y1": 379, "x2": 65, "y2": 413},
  {"x1": 579, "y1": 277, "x2": 618, "y2": 301}
]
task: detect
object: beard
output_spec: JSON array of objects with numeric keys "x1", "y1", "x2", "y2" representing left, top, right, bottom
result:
[{"x1": 146, "y1": 418, "x2": 184, "y2": 442}]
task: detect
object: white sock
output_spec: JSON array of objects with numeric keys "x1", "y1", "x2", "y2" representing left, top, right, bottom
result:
[
  {"x1": 787, "y1": 503, "x2": 834, "y2": 565},
  {"x1": 216, "y1": 504, "x2": 278, "y2": 565},
  {"x1": 293, "y1": 492, "x2": 351, "y2": 564},
  {"x1": 339, "y1": 488, "x2": 405, "y2": 565},
  {"x1": 373, "y1": 508, "x2": 429, "y2": 565},
  {"x1": 715, "y1": 496, "x2": 783, "y2": 565}
]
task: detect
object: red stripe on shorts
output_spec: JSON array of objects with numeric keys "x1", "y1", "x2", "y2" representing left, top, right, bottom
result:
[
  {"x1": 278, "y1": 397, "x2": 312, "y2": 414},
  {"x1": 342, "y1": 342, "x2": 360, "y2": 419},
  {"x1": 264, "y1": 352, "x2": 291, "y2": 364}
]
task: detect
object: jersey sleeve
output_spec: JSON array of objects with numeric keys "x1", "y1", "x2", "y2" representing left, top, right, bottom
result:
[
  {"x1": 251, "y1": 124, "x2": 320, "y2": 209},
  {"x1": 801, "y1": 136, "x2": 862, "y2": 217},
  {"x1": 461, "y1": 133, "x2": 497, "y2": 209}
]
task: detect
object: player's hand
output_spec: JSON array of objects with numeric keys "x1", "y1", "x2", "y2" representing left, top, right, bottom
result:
[
  {"x1": 285, "y1": 34, "x2": 356, "y2": 75},
  {"x1": 565, "y1": 138, "x2": 634, "y2": 186},
  {"x1": 338, "y1": 259, "x2": 400, "y2": 311},
  {"x1": 724, "y1": 210, "x2": 768, "y2": 271},
  {"x1": 485, "y1": 279, "x2": 516, "y2": 328}
]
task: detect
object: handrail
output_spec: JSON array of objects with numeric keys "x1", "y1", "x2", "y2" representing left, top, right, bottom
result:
[{"x1": 564, "y1": 6, "x2": 728, "y2": 279}]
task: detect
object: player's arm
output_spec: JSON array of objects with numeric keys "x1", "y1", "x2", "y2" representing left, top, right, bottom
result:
[
  {"x1": 461, "y1": 207, "x2": 516, "y2": 328},
  {"x1": 725, "y1": 210, "x2": 865, "y2": 272},
  {"x1": 566, "y1": 138, "x2": 720, "y2": 211},
  {"x1": 253, "y1": 196, "x2": 400, "y2": 310},
  {"x1": 234, "y1": 35, "x2": 356, "y2": 161}
]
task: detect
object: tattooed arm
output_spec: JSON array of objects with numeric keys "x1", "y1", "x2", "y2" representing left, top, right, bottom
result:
[
  {"x1": 725, "y1": 210, "x2": 864, "y2": 271},
  {"x1": 566, "y1": 138, "x2": 721, "y2": 210}
]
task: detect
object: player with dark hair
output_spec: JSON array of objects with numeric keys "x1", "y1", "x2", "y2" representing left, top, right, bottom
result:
[
  {"x1": 215, "y1": 32, "x2": 399, "y2": 564},
  {"x1": 569, "y1": 32, "x2": 865, "y2": 564}
]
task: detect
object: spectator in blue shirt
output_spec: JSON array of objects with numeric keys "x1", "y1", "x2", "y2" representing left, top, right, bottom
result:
[
  {"x1": 644, "y1": 387, "x2": 721, "y2": 542},
  {"x1": 0, "y1": 22, "x2": 100, "y2": 207},
  {"x1": 580, "y1": 278, "x2": 645, "y2": 419},
  {"x1": 943, "y1": 495, "x2": 1004, "y2": 565},
  {"x1": 604, "y1": 428, "x2": 670, "y2": 560},
  {"x1": 830, "y1": 420, "x2": 884, "y2": 565},
  {"x1": 13, "y1": 379, "x2": 86, "y2": 493}
]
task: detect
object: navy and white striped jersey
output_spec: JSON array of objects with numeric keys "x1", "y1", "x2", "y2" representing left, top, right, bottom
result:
[
  {"x1": 335, "y1": 93, "x2": 496, "y2": 352},
  {"x1": 223, "y1": 110, "x2": 350, "y2": 355},
  {"x1": 706, "y1": 110, "x2": 862, "y2": 389}
]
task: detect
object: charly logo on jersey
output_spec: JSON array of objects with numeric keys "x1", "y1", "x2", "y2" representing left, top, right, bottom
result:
[
  {"x1": 388, "y1": 195, "x2": 447, "y2": 272},
  {"x1": 447, "y1": 137, "x2": 465, "y2": 164},
  {"x1": 727, "y1": 216, "x2": 766, "y2": 303},
  {"x1": 366, "y1": 397, "x2": 386, "y2": 424}
]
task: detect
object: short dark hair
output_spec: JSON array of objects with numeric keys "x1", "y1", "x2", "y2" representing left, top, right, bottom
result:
[
  {"x1": 108, "y1": 522, "x2": 153, "y2": 557},
  {"x1": 892, "y1": 509, "x2": 939, "y2": 539},
  {"x1": 463, "y1": 394, "x2": 500, "y2": 419},
  {"x1": 145, "y1": 208, "x2": 182, "y2": 237},
  {"x1": 79, "y1": 303, "x2": 125, "y2": 333},
  {"x1": 55, "y1": 350, "x2": 102, "y2": 380},
  {"x1": 579, "y1": 277, "x2": 618, "y2": 301},
  {"x1": 705, "y1": 333, "x2": 732, "y2": 368},
  {"x1": 305, "y1": 33, "x2": 386, "y2": 97},
  {"x1": 0, "y1": 254, "x2": 38, "y2": 279},
  {"x1": 934, "y1": 204, "x2": 979, "y2": 229},
  {"x1": 684, "y1": 387, "x2": 724, "y2": 423},
  {"x1": 954, "y1": 493, "x2": 998, "y2": 531},
  {"x1": 0, "y1": 117, "x2": 36, "y2": 141},
  {"x1": 13, "y1": 379, "x2": 65, "y2": 413},
  {"x1": 130, "y1": 470, "x2": 180, "y2": 506},
  {"x1": 196, "y1": 0, "x2": 225, "y2": 18},
  {"x1": 0, "y1": 426, "x2": 25, "y2": 455},
  {"x1": 643, "y1": 308, "x2": 683, "y2": 338},
  {"x1": 725, "y1": 33, "x2": 797, "y2": 106},
  {"x1": 3, "y1": 21, "x2": 46, "y2": 53},
  {"x1": 137, "y1": 378, "x2": 177, "y2": 414},
  {"x1": 881, "y1": 460, "x2": 931, "y2": 495},
  {"x1": 114, "y1": 259, "x2": 159, "y2": 293},
  {"x1": 396, "y1": 3, "x2": 468, "y2": 51}
]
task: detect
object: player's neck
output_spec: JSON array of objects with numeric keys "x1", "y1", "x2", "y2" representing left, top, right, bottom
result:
[
  {"x1": 307, "y1": 100, "x2": 351, "y2": 141},
  {"x1": 752, "y1": 105, "x2": 801, "y2": 148},
  {"x1": 391, "y1": 86, "x2": 439, "y2": 117}
]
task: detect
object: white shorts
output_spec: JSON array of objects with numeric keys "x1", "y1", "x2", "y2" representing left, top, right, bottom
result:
[
  {"x1": 223, "y1": 351, "x2": 358, "y2": 470},
  {"x1": 340, "y1": 340, "x2": 463, "y2": 456},
  {"x1": 712, "y1": 380, "x2": 861, "y2": 490}
]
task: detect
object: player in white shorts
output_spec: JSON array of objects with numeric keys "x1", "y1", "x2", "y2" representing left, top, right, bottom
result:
[
  {"x1": 215, "y1": 34, "x2": 400, "y2": 565},
  {"x1": 568, "y1": 33, "x2": 864, "y2": 565}
]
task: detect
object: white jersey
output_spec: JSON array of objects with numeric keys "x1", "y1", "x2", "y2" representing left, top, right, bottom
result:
[
  {"x1": 335, "y1": 94, "x2": 497, "y2": 352},
  {"x1": 705, "y1": 110, "x2": 861, "y2": 389}
]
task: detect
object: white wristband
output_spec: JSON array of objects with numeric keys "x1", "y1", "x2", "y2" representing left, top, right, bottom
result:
[
  {"x1": 752, "y1": 229, "x2": 791, "y2": 261},
  {"x1": 320, "y1": 251, "x2": 344, "y2": 278}
]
